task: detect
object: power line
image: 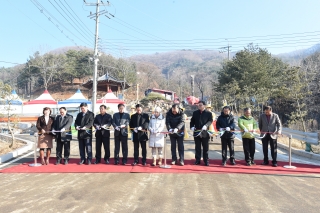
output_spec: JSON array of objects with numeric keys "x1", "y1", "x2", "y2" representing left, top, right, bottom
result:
[
  {"x1": 48, "y1": 0, "x2": 93, "y2": 45},
  {"x1": 6, "y1": 0, "x2": 64, "y2": 45},
  {"x1": 62, "y1": 0, "x2": 94, "y2": 36},
  {"x1": 30, "y1": 0, "x2": 86, "y2": 48}
]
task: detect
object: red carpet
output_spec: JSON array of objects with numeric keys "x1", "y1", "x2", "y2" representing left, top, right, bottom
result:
[{"x1": 2, "y1": 158, "x2": 320, "y2": 175}]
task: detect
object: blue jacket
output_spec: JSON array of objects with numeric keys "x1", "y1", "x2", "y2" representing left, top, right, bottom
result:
[{"x1": 216, "y1": 112, "x2": 235, "y2": 139}]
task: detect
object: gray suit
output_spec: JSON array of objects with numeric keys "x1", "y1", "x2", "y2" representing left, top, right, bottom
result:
[
  {"x1": 258, "y1": 113, "x2": 282, "y2": 164},
  {"x1": 53, "y1": 114, "x2": 73, "y2": 162},
  {"x1": 112, "y1": 112, "x2": 130, "y2": 163},
  {"x1": 258, "y1": 113, "x2": 282, "y2": 139}
]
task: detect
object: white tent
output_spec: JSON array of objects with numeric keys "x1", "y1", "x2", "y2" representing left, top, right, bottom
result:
[
  {"x1": 96, "y1": 90, "x2": 125, "y2": 113},
  {"x1": 23, "y1": 90, "x2": 58, "y2": 114},
  {"x1": 58, "y1": 89, "x2": 91, "y2": 109},
  {"x1": 0, "y1": 90, "x2": 23, "y2": 114}
]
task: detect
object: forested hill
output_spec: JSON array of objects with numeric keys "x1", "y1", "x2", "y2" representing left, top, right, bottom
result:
[{"x1": 130, "y1": 50, "x2": 228, "y2": 73}]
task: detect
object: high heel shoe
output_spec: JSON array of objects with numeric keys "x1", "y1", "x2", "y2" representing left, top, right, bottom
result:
[{"x1": 45, "y1": 158, "x2": 49, "y2": 165}]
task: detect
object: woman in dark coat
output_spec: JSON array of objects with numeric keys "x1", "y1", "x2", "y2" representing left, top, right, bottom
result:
[{"x1": 36, "y1": 107, "x2": 55, "y2": 165}]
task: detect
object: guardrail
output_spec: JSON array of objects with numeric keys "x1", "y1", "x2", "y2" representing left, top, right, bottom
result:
[{"x1": 282, "y1": 128, "x2": 319, "y2": 145}]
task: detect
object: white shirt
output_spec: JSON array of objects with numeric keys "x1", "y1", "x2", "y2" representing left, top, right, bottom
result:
[{"x1": 44, "y1": 116, "x2": 49, "y2": 125}]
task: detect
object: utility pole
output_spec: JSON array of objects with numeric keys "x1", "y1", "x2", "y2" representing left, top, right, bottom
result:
[
  {"x1": 85, "y1": 0, "x2": 109, "y2": 113},
  {"x1": 219, "y1": 40, "x2": 231, "y2": 60},
  {"x1": 190, "y1": 75, "x2": 194, "y2": 97},
  {"x1": 136, "y1": 83, "x2": 139, "y2": 103}
]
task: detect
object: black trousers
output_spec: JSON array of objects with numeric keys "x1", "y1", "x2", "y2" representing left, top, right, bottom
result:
[
  {"x1": 133, "y1": 140, "x2": 147, "y2": 163},
  {"x1": 114, "y1": 134, "x2": 128, "y2": 163},
  {"x1": 262, "y1": 134, "x2": 277, "y2": 164},
  {"x1": 194, "y1": 137, "x2": 209, "y2": 162},
  {"x1": 78, "y1": 138, "x2": 92, "y2": 161},
  {"x1": 169, "y1": 135, "x2": 184, "y2": 161},
  {"x1": 95, "y1": 136, "x2": 110, "y2": 162},
  {"x1": 56, "y1": 139, "x2": 70, "y2": 161},
  {"x1": 221, "y1": 138, "x2": 235, "y2": 162},
  {"x1": 242, "y1": 138, "x2": 255, "y2": 163}
]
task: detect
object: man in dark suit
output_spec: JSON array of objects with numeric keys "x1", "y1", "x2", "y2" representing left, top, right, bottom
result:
[
  {"x1": 93, "y1": 104, "x2": 112, "y2": 164},
  {"x1": 216, "y1": 106, "x2": 236, "y2": 166},
  {"x1": 259, "y1": 106, "x2": 282, "y2": 167},
  {"x1": 74, "y1": 103, "x2": 94, "y2": 165},
  {"x1": 52, "y1": 107, "x2": 73, "y2": 165},
  {"x1": 166, "y1": 104, "x2": 185, "y2": 166},
  {"x1": 112, "y1": 103, "x2": 130, "y2": 165},
  {"x1": 190, "y1": 101, "x2": 213, "y2": 166},
  {"x1": 129, "y1": 104, "x2": 150, "y2": 166}
]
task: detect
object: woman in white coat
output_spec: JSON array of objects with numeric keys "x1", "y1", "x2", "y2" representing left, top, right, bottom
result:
[{"x1": 148, "y1": 107, "x2": 166, "y2": 166}]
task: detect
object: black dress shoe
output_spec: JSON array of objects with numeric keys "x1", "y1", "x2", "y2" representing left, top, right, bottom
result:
[
  {"x1": 272, "y1": 163, "x2": 278, "y2": 167},
  {"x1": 251, "y1": 161, "x2": 256, "y2": 165},
  {"x1": 205, "y1": 162, "x2": 210, "y2": 166},
  {"x1": 105, "y1": 159, "x2": 110, "y2": 164},
  {"x1": 132, "y1": 162, "x2": 138, "y2": 166},
  {"x1": 142, "y1": 162, "x2": 147, "y2": 166},
  {"x1": 79, "y1": 160, "x2": 85, "y2": 165},
  {"x1": 94, "y1": 160, "x2": 100, "y2": 164},
  {"x1": 230, "y1": 161, "x2": 236, "y2": 165},
  {"x1": 194, "y1": 161, "x2": 200, "y2": 165},
  {"x1": 122, "y1": 162, "x2": 127, "y2": 165},
  {"x1": 87, "y1": 160, "x2": 92, "y2": 165},
  {"x1": 55, "y1": 160, "x2": 61, "y2": 165},
  {"x1": 64, "y1": 160, "x2": 68, "y2": 165},
  {"x1": 222, "y1": 161, "x2": 226, "y2": 166},
  {"x1": 261, "y1": 161, "x2": 269, "y2": 165},
  {"x1": 246, "y1": 162, "x2": 252, "y2": 166},
  {"x1": 114, "y1": 161, "x2": 119, "y2": 165}
]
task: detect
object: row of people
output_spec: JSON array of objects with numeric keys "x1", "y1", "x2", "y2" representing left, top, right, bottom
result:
[
  {"x1": 35, "y1": 103, "x2": 185, "y2": 166},
  {"x1": 216, "y1": 105, "x2": 282, "y2": 167},
  {"x1": 36, "y1": 102, "x2": 281, "y2": 167}
]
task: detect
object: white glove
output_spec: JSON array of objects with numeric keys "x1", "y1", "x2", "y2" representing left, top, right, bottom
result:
[
  {"x1": 76, "y1": 126, "x2": 80, "y2": 130},
  {"x1": 202, "y1": 125, "x2": 207, "y2": 131},
  {"x1": 61, "y1": 128, "x2": 65, "y2": 132},
  {"x1": 137, "y1": 126, "x2": 142, "y2": 131},
  {"x1": 225, "y1": 127, "x2": 230, "y2": 132},
  {"x1": 52, "y1": 129, "x2": 56, "y2": 135},
  {"x1": 243, "y1": 128, "x2": 248, "y2": 133},
  {"x1": 41, "y1": 129, "x2": 46, "y2": 134},
  {"x1": 134, "y1": 128, "x2": 138, "y2": 133},
  {"x1": 191, "y1": 127, "x2": 195, "y2": 131},
  {"x1": 81, "y1": 127, "x2": 86, "y2": 130},
  {"x1": 277, "y1": 131, "x2": 281, "y2": 135},
  {"x1": 96, "y1": 126, "x2": 101, "y2": 130},
  {"x1": 149, "y1": 128, "x2": 153, "y2": 133},
  {"x1": 173, "y1": 128, "x2": 178, "y2": 133},
  {"x1": 120, "y1": 125, "x2": 125, "y2": 128},
  {"x1": 169, "y1": 129, "x2": 173, "y2": 133},
  {"x1": 219, "y1": 128, "x2": 223, "y2": 132},
  {"x1": 115, "y1": 126, "x2": 120, "y2": 131}
]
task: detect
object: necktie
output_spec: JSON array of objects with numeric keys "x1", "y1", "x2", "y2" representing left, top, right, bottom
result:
[
  {"x1": 137, "y1": 114, "x2": 141, "y2": 127},
  {"x1": 60, "y1": 116, "x2": 64, "y2": 126}
]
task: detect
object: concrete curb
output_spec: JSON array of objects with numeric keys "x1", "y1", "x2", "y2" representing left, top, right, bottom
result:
[
  {"x1": 0, "y1": 134, "x2": 34, "y2": 164},
  {"x1": 254, "y1": 137, "x2": 320, "y2": 161}
]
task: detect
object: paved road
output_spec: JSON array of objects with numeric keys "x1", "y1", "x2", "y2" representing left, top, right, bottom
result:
[{"x1": 1, "y1": 129, "x2": 320, "y2": 212}]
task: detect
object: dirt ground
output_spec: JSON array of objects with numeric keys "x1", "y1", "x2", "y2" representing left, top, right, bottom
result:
[{"x1": 0, "y1": 139, "x2": 25, "y2": 155}]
